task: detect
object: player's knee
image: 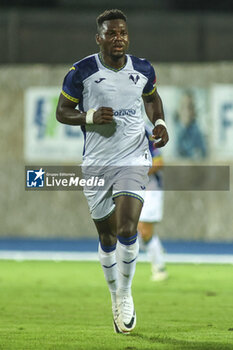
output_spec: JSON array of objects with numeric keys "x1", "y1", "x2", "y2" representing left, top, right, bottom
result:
[
  {"x1": 117, "y1": 222, "x2": 137, "y2": 238},
  {"x1": 99, "y1": 232, "x2": 117, "y2": 247},
  {"x1": 140, "y1": 230, "x2": 153, "y2": 242},
  {"x1": 138, "y1": 222, "x2": 153, "y2": 242}
]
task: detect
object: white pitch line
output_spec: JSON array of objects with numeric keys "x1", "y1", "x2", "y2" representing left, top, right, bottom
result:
[
  {"x1": 0, "y1": 250, "x2": 233, "y2": 264},
  {"x1": 164, "y1": 253, "x2": 233, "y2": 264}
]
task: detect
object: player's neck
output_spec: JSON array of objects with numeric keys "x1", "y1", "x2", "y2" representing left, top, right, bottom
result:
[{"x1": 99, "y1": 52, "x2": 127, "y2": 70}]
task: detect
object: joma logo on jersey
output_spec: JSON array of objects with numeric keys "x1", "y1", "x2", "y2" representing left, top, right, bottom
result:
[
  {"x1": 129, "y1": 74, "x2": 140, "y2": 84},
  {"x1": 26, "y1": 168, "x2": 45, "y2": 188},
  {"x1": 94, "y1": 78, "x2": 106, "y2": 83},
  {"x1": 114, "y1": 109, "x2": 136, "y2": 116}
]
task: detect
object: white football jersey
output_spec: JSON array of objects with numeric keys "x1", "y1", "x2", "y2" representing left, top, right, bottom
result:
[{"x1": 62, "y1": 53, "x2": 156, "y2": 166}]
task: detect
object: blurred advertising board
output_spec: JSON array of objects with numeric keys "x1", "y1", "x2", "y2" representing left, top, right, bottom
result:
[
  {"x1": 158, "y1": 87, "x2": 209, "y2": 161},
  {"x1": 24, "y1": 85, "x2": 232, "y2": 163},
  {"x1": 24, "y1": 87, "x2": 83, "y2": 163},
  {"x1": 211, "y1": 85, "x2": 233, "y2": 160}
]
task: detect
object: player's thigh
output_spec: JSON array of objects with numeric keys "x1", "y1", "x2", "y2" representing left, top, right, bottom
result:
[
  {"x1": 114, "y1": 195, "x2": 143, "y2": 236},
  {"x1": 94, "y1": 210, "x2": 117, "y2": 246},
  {"x1": 94, "y1": 210, "x2": 117, "y2": 236}
]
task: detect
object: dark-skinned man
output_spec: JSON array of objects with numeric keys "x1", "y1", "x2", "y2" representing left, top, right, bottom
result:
[{"x1": 56, "y1": 9, "x2": 168, "y2": 334}]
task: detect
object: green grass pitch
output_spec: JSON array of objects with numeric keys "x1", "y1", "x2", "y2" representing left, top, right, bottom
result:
[{"x1": 0, "y1": 261, "x2": 233, "y2": 350}]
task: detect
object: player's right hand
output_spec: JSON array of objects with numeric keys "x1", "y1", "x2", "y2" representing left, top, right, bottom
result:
[{"x1": 93, "y1": 107, "x2": 114, "y2": 124}]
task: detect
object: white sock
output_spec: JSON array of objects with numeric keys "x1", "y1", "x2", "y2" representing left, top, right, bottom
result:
[
  {"x1": 116, "y1": 234, "x2": 139, "y2": 296},
  {"x1": 98, "y1": 243, "x2": 118, "y2": 302},
  {"x1": 146, "y1": 235, "x2": 165, "y2": 269}
]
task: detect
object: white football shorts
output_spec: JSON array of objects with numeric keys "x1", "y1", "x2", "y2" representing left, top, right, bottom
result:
[
  {"x1": 82, "y1": 155, "x2": 150, "y2": 221},
  {"x1": 139, "y1": 176, "x2": 164, "y2": 223}
]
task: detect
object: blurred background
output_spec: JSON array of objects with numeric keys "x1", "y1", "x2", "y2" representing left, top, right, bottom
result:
[{"x1": 1, "y1": 0, "x2": 233, "y2": 247}]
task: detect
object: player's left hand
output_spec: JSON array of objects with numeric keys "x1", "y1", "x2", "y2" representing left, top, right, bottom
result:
[{"x1": 152, "y1": 124, "x2": 169, "y2": 148}]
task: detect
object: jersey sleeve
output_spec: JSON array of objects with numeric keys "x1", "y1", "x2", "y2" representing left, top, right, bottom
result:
[
  {"x1": 61, "y1": 66, "x2": 83, "y2": 103},
  {"x1": 142, "y1": 63, "x2": 156, "y2": 97}
]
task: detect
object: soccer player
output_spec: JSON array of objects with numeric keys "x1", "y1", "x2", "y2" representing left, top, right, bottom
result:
[
  {"x1": 138, "y1": 124, "x2": 168, "y2": 281},
  {"x1": 56, "y1": 9, "x2": 169, "y2": 334}
]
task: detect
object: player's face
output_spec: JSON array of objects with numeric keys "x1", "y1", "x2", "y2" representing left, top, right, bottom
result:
[{"x1": 96, "y1": 19, "x2": 129, "y2": 60}]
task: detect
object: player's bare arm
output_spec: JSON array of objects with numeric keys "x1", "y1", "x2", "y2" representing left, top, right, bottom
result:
[
  {"x1": 56, "y1": 93, "x2": 113, "y2": 125},
  {"x1": 143, "y1": 90, "x2": 169, "y2": 148}
]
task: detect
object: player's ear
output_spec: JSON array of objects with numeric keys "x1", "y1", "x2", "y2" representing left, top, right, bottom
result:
[{"x1": 96, "y1": 34, "x2": 100, "y2": 46}]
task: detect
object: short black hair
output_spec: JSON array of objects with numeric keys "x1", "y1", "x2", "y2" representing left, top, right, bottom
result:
[{"x1": 96, "y1": 9, "x2": 127, "y2": 33}]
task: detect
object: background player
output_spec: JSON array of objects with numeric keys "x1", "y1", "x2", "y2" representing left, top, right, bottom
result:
[
  {"x1": 56, "y1": 9, "x2": 168, "y2": 334},
  {"x1": 138, "y1": 124, "x2": 168, "y2": 281}
]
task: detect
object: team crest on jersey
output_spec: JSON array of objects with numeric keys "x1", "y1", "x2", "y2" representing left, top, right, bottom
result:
[{"x1": 129, "y1": 73, "x2": 140, "y2": 84}]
